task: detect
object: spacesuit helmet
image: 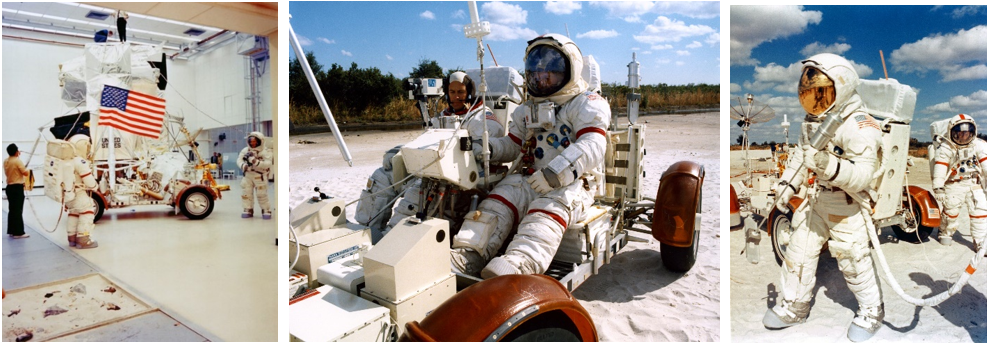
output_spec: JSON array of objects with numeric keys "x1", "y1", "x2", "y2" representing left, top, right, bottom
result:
[
  {"x1": 68, "y1": 134, "x2": 91, "y2": 158},
  {"x1": 524, "y1": 34, "x2": 586, "y2": 100},
  {"x1": 247, "y1": 132, "x2": 265, "y2": 149},
  {"x1": 798, "y1": 53, "x2": 860, "y2": 117},
  {"x1": 949, "y1": 114, "x2": 977, "y2": 146}
]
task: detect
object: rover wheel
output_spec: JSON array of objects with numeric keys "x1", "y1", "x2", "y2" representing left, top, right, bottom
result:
[
  {"x1": 894, "y1": 203, "x2": 933, "y2": 243},
  {"x1": 660, "y1": 229, "x2": 699, "y2": 272},
  {"x1": 501, "y1": 310, "x2": 583, "y2": 342},
  {"x1": 90, "y1": 192, "x2": 105, "y2": 223},
  {"x1": 179, "y1": 189, "x2": 214, "y2": 220},
  {"x1": 770, "y1": 210, "x2": 794, "y2": 266}
]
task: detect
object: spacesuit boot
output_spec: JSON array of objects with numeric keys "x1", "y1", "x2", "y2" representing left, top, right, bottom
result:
[
  {"x1": 67, "y1": 235, "x2": 77, "y2": 247},
  {"x1": 762, "y1": 299, "x2": 810, "y2": 329},
  {"x1": 262, "y1": 209, "x2": 272, "y2": 220},
  {"x1": 847, "y1": 304, "x2": 884, "y2": 342},
  {"x1": 242, "y1": 208, "x2": 253, "y2": 218},
  {"x1": 75, "y1": 234, "x2": 99, "y2": 249}
]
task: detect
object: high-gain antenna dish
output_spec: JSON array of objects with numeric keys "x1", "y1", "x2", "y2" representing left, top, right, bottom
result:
[{"x1": 729, "y1": 94, "x2": 776, "y2": 183}]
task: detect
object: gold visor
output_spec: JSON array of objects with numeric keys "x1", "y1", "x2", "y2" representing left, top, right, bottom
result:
[{"x1": 798, "y1": 67, "x2": 836, "y2": 116}]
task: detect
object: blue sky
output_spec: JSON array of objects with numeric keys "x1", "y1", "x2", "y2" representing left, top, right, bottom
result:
[
  {"x1": 289, "y1": 1, "x2": 720, "y2": 87},
  {"x1": 730, "y1": 5, "x2": 987, "y2": 143}
]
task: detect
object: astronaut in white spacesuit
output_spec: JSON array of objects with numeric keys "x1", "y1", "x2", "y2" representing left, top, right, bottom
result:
[
  {"x1": 354, "y1": 72, "x2": 503, "y2": 239},
  {"x1": 763, "y1": 53, "x2": 884, "y2": 342},
  {"x1": 931, "y1": 114, "x2": 987, "y2": 252},
  {"x1": 449, "y1": 34, "x2": 611, "y2": 279},
  {"x1": 238, "y1": 132, "x2": 273, "y2": 219},
  {"x1": 65, "y1": 134, "x2": 99, "y2": 249}
]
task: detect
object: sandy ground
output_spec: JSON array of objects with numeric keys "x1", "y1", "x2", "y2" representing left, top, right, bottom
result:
[
  {"x1": 729, "y1": 151, "x2": 987, "y2": 342},
  {"x1": 289, "y1": 112, "x2": 721, "y2": 341},
  {"x1": 2, "y1": 274, "x2": 149, "y2": 342}
]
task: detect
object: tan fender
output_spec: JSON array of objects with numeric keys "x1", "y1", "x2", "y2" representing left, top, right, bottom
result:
[
  {"x1": 729, "y1": 184, "x2": 742, "y2": 230},
  {"x1": 652, "y1": 161, "x2": 704, "y2": 247},
  {"x1": 907, "y1": 185, "x2": 940, "y2": 228},
  {"x1": 400, "y1": 274, "x2": 598, "y2": 342}
]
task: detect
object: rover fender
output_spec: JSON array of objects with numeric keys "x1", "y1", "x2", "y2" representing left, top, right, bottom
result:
[
  {"x1": 652, "y1": 161, "x2": 704, "y2": 247},
  {"x1": 729, "y1": 184, "x2": 742, "y2": 230},
  {"x1": 906, "y1": 185, "x2": 940, "y2": 228},
  {"x1": 400, "y1": 274, "x2": 597, "y2": 342}
]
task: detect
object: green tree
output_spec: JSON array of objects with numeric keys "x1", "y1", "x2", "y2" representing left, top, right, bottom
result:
[
  {"x1": 289, "y1": 51, "x2": 325, "y2": 108},
  {"x1": 409, "y1": 59, "x2": 444, "y2": 79}
]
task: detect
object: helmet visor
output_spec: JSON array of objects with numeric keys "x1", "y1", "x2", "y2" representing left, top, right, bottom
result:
[
  {"x1": 951, "y1": 122, "x2": 976, "y2": 145},
  {"x1": 798, "y1": 66, "x2": 836, "y2": 116},
  {"x1": 525, "y1": 45, "x2": 570, "y2": 97}
]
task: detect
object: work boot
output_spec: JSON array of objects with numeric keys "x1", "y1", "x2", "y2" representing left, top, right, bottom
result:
[
  {"x1": 68, "y1": 235, "x2": 77, "y2": 247},
  {"x1": 75, "y1": 235, "x2": 99, "y2": 249},
  {"x1": 762, "y1": 299, "x2": 810, "y2": 329},
  {"x1": 242, "y1": 209, "x2": 253, "y2": 218},
  {"x1": 450, "y1": 248, "x2": 485, "y2": 277},
  {"x1": 262, "y1": 210, "x2": 272, "y2": 220},
  {"x1": 847, "y1": 304, "x2": 884, "y2": 342}
]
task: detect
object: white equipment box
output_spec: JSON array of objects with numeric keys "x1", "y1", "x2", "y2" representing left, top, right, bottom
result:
[
  {"x1": 288, "y1": 285, "x2": 390, "y2": 342},
  {"x1": 290, "y1": 225, "x2": 371, "y2": 289},
  {"x1": 400, "y1": 129, "x2": 480, "y2": 190}
]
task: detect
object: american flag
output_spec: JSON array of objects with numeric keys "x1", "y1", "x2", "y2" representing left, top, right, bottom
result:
[{"x1": 99, "y1": 85, "x2": 165, "y2": 139}]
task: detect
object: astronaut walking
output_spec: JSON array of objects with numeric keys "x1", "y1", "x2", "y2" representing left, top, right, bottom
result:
[
  {"x1": 449, "y1": 34, "x2": 610, "y2": 279},
  {"x1": 65, "y1": 134, "x2": 99, "y2": 249},
  {"x1": 931, "y1": 114, "x2": 987, "y2": 252},
  {"x1": 238, "y1": 132, "x2": 273, "y2": 219},
  {"x1": 355, "y1": 72, "x2": 502, "y2": 240},
  {"x1": 763, "y1": 53, "x2": 884, "y2": 342}
]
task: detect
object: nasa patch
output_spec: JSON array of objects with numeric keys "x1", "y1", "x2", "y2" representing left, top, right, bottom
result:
[{"x1": 586, "y1": 92, "x2": 601, "y2": 101}]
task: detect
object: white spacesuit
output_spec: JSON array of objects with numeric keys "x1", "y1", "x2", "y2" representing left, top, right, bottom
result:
[
  {"x1": 238, "y1": 132, "x2": 272, "y2": 219},
  {"x1": 931, "y1": 114, "x2": 987, "y2": 252},
  {"x1": 355, "y1": 72, "x2": 503, "y2": 239},
  {"x1": 763, "y1": 54, "x2": 884, "y2": 342},
  {"x1": 65, "y1": 134, "x2": 99, "y2": 249},
  {"x1": 449, "y1": 34, "x2": 610, "y2": 279}
]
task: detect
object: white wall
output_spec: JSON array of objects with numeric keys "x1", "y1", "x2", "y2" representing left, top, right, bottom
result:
[{"x1": 1, "y1": 29, "x2": 272, "y2": 148}]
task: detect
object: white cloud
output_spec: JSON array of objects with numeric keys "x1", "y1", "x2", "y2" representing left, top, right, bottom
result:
[
  {"x1": 657, "y1": 58, "x2": 671, "y2": 64},
  {"x1": 450, "y1": 24, "x2": 462, "y2": 32},
  {"x1": 951, "y1": 5, "x2": 984, "y2": 19},
  {"x1": 634, "y1": 16, "x2": 716, "y2": 44},
  {"x1": 420, "y1": 10, "x2": 435, "y2": 20},
  {"x1": 631, "y1": 47, "x2": 641, "y2": 51},
  {"x1": 386, "y1": 55, "x2": 393, "y2": 60},
  {"x1": 675, "y1": 61, "x2": 685, "y2": 66},
  {"x1": 297, "y1": 35, "x2": 313, "y2": 47},
  {"x1": 545, "y1": 1, "x2": 581, "y2": 15},
  {"x1": 799, "y1": 42, "x2": 851, "y2": 57},
  {"x1": 730, "y1": 5, "x2": 823, "y2": 66},
  {"x1": 889, "y1": 25, "x2": 987, "y2": 82},
  {"x1": 729, "y1": 83, "x2": 741, "y2": 93},
  {"x1": 676, "y1": 50, "x2": 690, "y2": 56},
  {"x1": 686, "y1": 41, "x2": 702, "y2": 49},
  {"x1": 577, "y1": 29, "x2": 618, "y2": 39},
  {"x1": 483, "y1": 1, "x2": 527, "y2": 25},
  {"x1": 590, "y1": 1, "x2": 718, "y2": 20},
  {"x1": 705, "y1": 32, "x2": 720, "y2": 46},
  {"x1": 923, "y1": 90, "x2": 988, "y2": 116},
  {"x1": 452, "y1": 9, "x2": 466, "y2": 19},
  {"x1": 488, "y1": 23, "x2": 539, "y2": 41},
  {"x1": 650, "y1": 44, "x2": 673, "y2": 50},
  {"x1": 641, "y1": 50, "x2": 652, "y2": 55},
  {"x1": 649, "y1": 1, "x2": 720, "y2": 19},
  {"x1": 317, "y1": 37, "x2": 334, "y2": 44},
  {"x1": 341, "y1": 50, "x2": 352, "y2": 57}
]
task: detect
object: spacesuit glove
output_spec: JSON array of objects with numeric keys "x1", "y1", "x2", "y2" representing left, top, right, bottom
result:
[
  {"x1": 527, "y1": 170, "x2": 555, "y2": 194},
  {"x1": 933, "y1": 187, "x2": 946, "y2": 208},
  {"x1": 471, "y1": 139, "x2": 490, "y2": 161},
  {"x1": 241, "y1": 164, "x2": 249, "y2": 173},
  {"x1": 382, "y1": 145, "x2": 401, "y2": 171},
  {"x1": 774, "y1": 181, "x2": 796, "y2": 213},
  {"x1": 801, "y1": 146, "x2": 819, "y2": 172}
]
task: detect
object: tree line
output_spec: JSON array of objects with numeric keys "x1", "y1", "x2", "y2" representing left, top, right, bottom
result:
[{"x1": 290, "y1": 51, "x2": 720, "y2": 126}]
